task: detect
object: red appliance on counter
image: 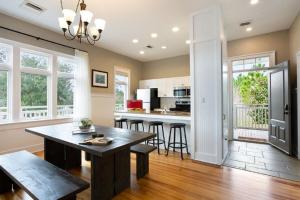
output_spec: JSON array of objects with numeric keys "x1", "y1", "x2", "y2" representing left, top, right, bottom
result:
[{"x1": 127, "y1": 100, "x2": 143, "y2": 110}]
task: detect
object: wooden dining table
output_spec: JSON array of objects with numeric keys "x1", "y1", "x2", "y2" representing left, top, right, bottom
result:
[{"x1": 25, "y1": 123, "x2": 155, "y2": 200}]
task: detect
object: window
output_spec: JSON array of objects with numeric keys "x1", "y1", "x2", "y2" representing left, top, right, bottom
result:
[
  {"x1": 57, "y1": 57, "x2": 76, "y2": 117},
  {"x1": 0, "y1": 43, "x2": 12, "y2": 121},
  {"x1": 232, "y1": 56, "x2": 270, "y2": 71},
  {"x1": 115, "y1": 69, "x2": 130, "y2": 111},
  {"x1": 20, "y1": 50, "x2": 50, "y2": 120},
  {"x1": 0, "y1": 38, "x2": 77, "y2": 124}
]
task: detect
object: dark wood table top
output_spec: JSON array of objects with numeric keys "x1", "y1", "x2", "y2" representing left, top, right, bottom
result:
[
  {"x1": 0, "y1": 151, "x2": 89, "y2": 200},
  {"x1": 26, "y1": 123, "x2": 155, "y2": 157}
]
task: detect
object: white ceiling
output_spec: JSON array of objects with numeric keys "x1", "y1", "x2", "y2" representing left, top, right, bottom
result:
[{"x1": 0, "y1": 0, "x2": 299, "y2": 62}]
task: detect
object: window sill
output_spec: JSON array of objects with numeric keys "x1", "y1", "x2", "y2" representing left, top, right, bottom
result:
[{"x1": 0, "y1": 117, "x2": 72, "y2": 131}]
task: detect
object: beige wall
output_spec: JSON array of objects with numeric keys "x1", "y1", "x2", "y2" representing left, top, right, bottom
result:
[
  {"x1": 228, "y1": 30, "x2": 290, "y2": 64},
  {"x1": 289, "y1": 11, "x2": 300, "y2": 87},
  {"x1": 0, "y1": 13, "x2": 142, "y2": 97},
  {"x1": 141, "y1": 55, "x2": 190, "y2": 80}
]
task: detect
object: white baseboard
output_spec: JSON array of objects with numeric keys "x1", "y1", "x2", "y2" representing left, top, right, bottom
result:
[
  {"x1": 0, "y1": 143, "x2": 44, "y2": 155},
  {"x1": 194, "y1": 152, "x2": 220, "y2": 165}
]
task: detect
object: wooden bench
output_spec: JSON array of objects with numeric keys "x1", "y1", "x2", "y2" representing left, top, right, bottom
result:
[
  {"x1": 130, "y1": 144, "x2": 156, "y2": 179},
  {"x1": 0, "y1": 151, "x2": 89, "y2": 200}
]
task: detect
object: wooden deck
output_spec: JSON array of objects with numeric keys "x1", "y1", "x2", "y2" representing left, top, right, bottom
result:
[{"x1": 1, "y1": 150, "x2": 300, "y2": 200}]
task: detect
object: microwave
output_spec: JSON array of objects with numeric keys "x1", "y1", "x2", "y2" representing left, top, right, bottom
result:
[{"x1": 173, "y1": 86, "x2": 190, "y2": 97}]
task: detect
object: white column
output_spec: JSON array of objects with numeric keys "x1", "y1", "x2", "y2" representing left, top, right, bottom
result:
[
  {"x1": 190, "y1": 6, "x2": 228, "y2": 165},
  {"x1": 12, "y1": 46, "x2": 21, "y2": 121}
]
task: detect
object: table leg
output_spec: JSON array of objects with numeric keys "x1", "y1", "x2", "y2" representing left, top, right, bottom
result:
[
  {"x1": 90, "y1": 147, "x2": 131, "y2": 200},
  {"x1": 44, "y1": 139, "x2": 81, "y2": 169},
  {"x1": 114, "y1": 147, "x2": 130, "y2": 194},
  {"x1": 65, "y1": 145, "x2": 82, "y2": 169},
  {"x1": 0, "y1": 170, "x2": 12, "y2": 193},
  {"x1": 91, "y1": 154, "x2": 114, "y2": 200},
  {"x1": 44, "y1": 138, "x2": 65, "y2": 169}
]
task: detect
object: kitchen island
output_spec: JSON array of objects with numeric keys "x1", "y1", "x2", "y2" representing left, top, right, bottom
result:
[{"x1": 114, "y1": 111, "x2": 191, "y2": 153}]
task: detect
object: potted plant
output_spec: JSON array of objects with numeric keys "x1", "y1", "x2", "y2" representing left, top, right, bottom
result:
[{"x1": 79, "y1": 118, "x2": 93, "y2": 131}]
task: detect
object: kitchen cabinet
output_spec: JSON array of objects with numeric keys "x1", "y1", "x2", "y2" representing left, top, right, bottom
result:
[{"x1": 139, "y1": 76, "x2": 190, "y2": 97}]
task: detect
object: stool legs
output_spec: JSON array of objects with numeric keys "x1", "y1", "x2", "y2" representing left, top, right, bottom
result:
[
  {"x1": 183, "y1": 127, "x2": 189, "y2": 154},
  {"x1": 161, "y1": 125, "x2": 167, "y2": 150},
  {"x1": 179, "y1": 128, "x2": 183, "y2": 160},
  {"x1": 166, "y1": 128, "x2": 172, "y2": 156}
]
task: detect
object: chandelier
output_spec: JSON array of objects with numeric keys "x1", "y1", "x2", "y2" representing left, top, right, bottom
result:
[{"x1": 58, "y1": 0, "x2": 106, "y2": 45}]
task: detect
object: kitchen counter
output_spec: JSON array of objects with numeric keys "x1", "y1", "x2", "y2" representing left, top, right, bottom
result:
[
  {"x1": 114, "y1": 110, "x2": 191, "y2": 153},
  {"x1": 115, "y1": 111, "x2": 191, "y2": 123}
]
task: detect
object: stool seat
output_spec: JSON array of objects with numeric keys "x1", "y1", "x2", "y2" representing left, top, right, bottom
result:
[
  {"x1": 129, "y1": 120, "x2": 144, "y2": 124},
  {"x1": 170, "y1": 123, "x2": 186, "y2": 128},
  {"x1": 115, "y1": 118, "x2": 127, "y2": 122},
  {"x1": 149, "y1": 121, "x2": 164, "y2": 126}
]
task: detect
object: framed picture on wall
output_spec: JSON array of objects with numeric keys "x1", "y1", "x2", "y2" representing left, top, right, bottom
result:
[{"x1": 92, "y1": 69, "x2": 108, "y2": 88}]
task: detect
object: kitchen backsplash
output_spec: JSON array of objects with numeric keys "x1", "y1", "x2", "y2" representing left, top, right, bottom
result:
[{"x1": 160, "y1": 97, "x2": 176, "y2": 109}]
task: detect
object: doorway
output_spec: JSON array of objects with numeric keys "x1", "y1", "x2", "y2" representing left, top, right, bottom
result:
[{"x1": 224, "y1": 53, "x2": 300, "y2": 181}]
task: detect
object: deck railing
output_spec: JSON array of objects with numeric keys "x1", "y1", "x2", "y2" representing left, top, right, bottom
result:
[
  {"x1": 233, "y1": 104, "x2": 268, "y2": 130},
  {"x1": 0, "y1": 105, "x2": 73, "y2": 120}
]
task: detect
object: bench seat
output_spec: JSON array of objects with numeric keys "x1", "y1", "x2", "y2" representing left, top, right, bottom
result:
[
  {"x1": 0, "y1": 151, "x2": 89, "y2": 200},
  {"x1": 130, "y1": 144, "x2": 156, "y2": 179}
]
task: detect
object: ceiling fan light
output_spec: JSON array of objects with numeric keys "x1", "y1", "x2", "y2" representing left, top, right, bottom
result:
[
  {"x1": 94, "y1": 18, "x2": 106, "y2": 31},
  {"x1": 62, "y1": 9, "x2": 76, "y2": 23},
  {"x1": 58, "y1": 17, "x2": 68, "y2": 29},
  {"x1": 80, "y1": 10, "x2": 93, "y2": 24}
]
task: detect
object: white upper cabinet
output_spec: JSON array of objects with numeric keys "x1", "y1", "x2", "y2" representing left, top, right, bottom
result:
[{"x1": 139, "y1": 76, "x2": 190, "y2": 97}]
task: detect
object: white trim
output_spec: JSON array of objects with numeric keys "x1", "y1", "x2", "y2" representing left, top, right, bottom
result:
[
  {"x1": 228, "y1": 50, "x2": 276, "y2": 66},
  {"x1": 0, "y1": 143, "x2": 44, "y2": 155},
  {"x1": 0, "y1": 37, "x2": 77, "y2": 123},
  {"x1": 91, "y1": 93, "x2": 114, "y2": 98},
  {"x1": 114, "y1": 66, "x2": 131, "y2": 110}
]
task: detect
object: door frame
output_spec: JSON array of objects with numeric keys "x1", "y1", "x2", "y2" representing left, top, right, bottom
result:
[{"x1": 227, "y1": 51, "x2": 276, "y2": 140}]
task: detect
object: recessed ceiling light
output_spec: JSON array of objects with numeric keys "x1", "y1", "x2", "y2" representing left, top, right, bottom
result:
[
  {"x1": 246, "y1": 27, "x2": 253, "y2": 32},
  {"x1": 132, "y1": 39, "x2": 139, "y2": 44},
  {"x1": 250, "y1": 0, "x2": 259, "y2": 5},
  {"x1": 186, "y1": 40, "x2": 191, "y2": 44},
  {"x1": 139, "y1": 51, "x2": 145, "y2": 55},
  {"x1": 172, "y1": 27, "x2": 180, "y2": 32},
  {"x1": 161, "y1": 46, "x2": 167, "y2": 49},
  {"x1": 151, "y1": 33, "x2": 158, "y2": 38}
]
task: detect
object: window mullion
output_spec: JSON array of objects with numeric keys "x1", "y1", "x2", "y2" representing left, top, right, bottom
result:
[
  {"x1": 12, "y1": 46, "x2": 21, "y2": 121},
  {"x1": 51, "y1": 56, "x2": 57, "y2": 119}
]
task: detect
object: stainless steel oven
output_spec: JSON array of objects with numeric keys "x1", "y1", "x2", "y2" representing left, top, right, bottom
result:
[{"x1": 173, "y1": 86, "x2": 190, "y2": 97}]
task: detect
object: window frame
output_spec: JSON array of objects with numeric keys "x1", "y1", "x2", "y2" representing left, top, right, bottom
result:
[
  {"x1": 0, "y1": 42, "x2": 13, "y2": 122},
  {"x1": 229, "y1": 51, "x2": 276, "y2": 73},
  {"x1": 0, "y1": 37, "x2": 77, "y2": 124},
  {"x1": 114, "y1": 66, "x2": 130, "y2": 111}
]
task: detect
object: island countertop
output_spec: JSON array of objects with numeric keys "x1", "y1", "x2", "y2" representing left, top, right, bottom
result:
[{"x1": 114, "y1": 111, "x2": 191, "y2": 123}]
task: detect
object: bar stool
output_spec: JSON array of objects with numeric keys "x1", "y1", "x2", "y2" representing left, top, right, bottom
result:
[
  {"x1": 166, "y1": 123, "x2": 189, "y2": 160},
  {"x1": 147, "y1": 121, "x2": 167, "y2": 154},
  {"x1": 114, "y1": 118, "x2": 128, "y2": 129},
  {"x1": 129, "y1": 120, "x2": 144, "y2": 132}
]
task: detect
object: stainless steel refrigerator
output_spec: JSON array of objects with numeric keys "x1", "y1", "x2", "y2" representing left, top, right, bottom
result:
[{"x1": 136, "y1": 88, "x2": 160, "y2": 111}]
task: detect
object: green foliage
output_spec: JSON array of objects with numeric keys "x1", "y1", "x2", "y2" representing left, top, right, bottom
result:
[
  {"x1": 0, "y1": 71, "x2": 7, "y2": 107},
  {"x1": 233, "y1": 71, "x2": 268, "y2": 105},
  {"x1": 21, "y1": 73, "x2": 47, "y2": 106},
  {"x1": 115, "y1": 85, "x2": 125, "y2": 109},
  {"x1": 57, "y1": 78, "x2": 74, "y2": 105},
  {"x1": 19, "y1": 55, "x2": 74, "y2": 107},
  {"x1": 233, "y1": 71, "x2": 268, "y2": 124}
]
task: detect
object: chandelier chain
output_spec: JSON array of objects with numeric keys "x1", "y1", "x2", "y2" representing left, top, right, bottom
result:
[{"x1": 60, "y1": 0, "x2": 81, "y2": 12}]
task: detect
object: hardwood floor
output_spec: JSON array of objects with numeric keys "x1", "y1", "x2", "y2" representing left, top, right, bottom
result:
[{"x1": 1, "y1": 150, "x2": 300, "y2": 200}]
